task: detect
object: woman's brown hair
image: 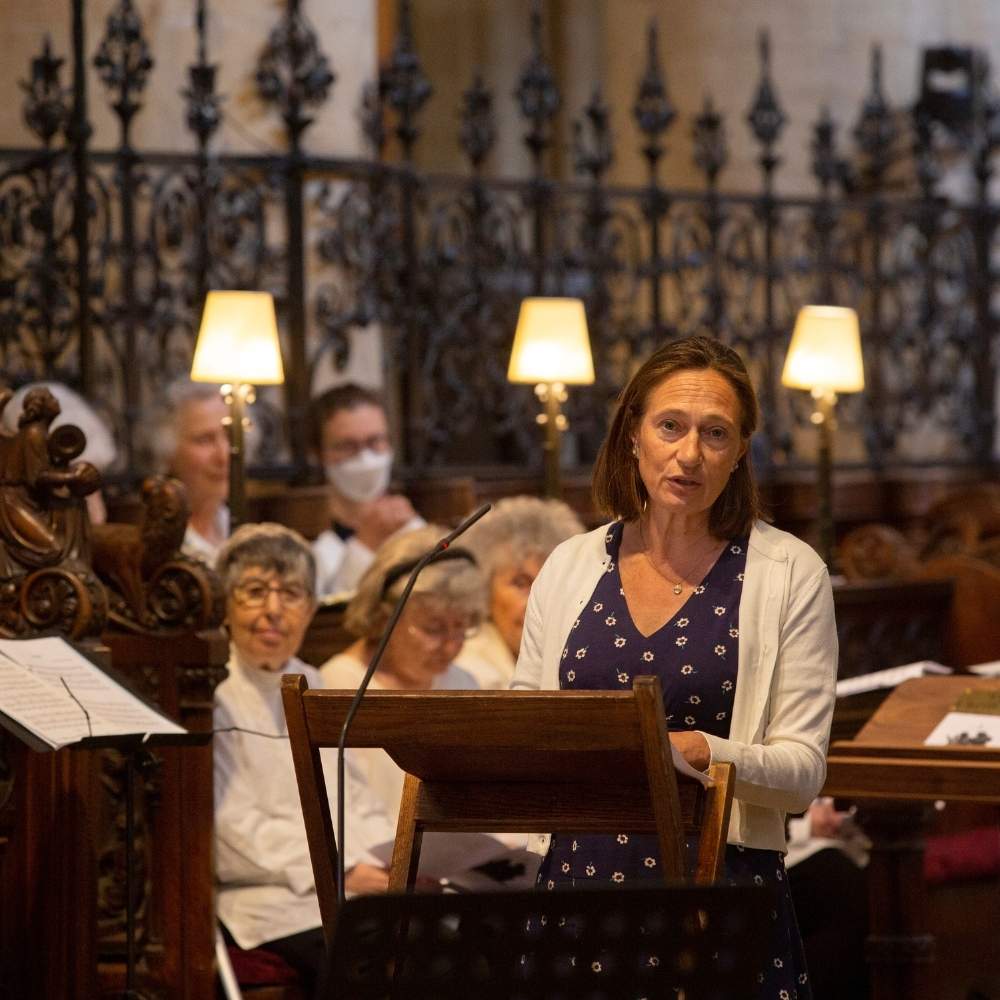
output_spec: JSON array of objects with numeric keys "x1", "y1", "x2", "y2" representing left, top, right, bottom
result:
[{"x1": 592, "y1": 336, "x2": 765, "y2": 539}]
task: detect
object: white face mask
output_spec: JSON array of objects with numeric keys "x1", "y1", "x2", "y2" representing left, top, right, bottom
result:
[{"x1": 325, "y1": 448, "x2": 393, "y2": 503}]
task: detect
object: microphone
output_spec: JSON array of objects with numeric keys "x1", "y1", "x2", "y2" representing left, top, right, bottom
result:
[{"x1": 335, "y1": 503, "x2": 492, "y2": 904}]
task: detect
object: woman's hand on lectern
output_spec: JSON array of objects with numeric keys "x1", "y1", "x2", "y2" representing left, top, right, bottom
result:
[{"x1": 669, "y1": 730, "x2": 711, "y2": 772}]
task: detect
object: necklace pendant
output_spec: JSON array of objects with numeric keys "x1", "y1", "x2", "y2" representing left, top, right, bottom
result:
[{"x1": 672, "y1": 583, "x2": 683, "y2": 595}]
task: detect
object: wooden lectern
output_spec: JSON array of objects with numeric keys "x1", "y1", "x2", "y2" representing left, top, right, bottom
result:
[
  {"x1": 282, "y1": 674, "x2": 735, "y2": 948},
  {"x1": 823, "y1": 676, "x2": 1000, "y2": 1000}
]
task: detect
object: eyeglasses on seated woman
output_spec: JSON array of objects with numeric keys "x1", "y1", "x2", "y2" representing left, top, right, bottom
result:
[{"x1": 212, "y1": 522, "x2": 394, "y2": 998}]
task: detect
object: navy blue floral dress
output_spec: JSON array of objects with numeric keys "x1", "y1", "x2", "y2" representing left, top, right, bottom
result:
[{"x1": 535, "y1": 521, "x2": 812, "y2": 1000}]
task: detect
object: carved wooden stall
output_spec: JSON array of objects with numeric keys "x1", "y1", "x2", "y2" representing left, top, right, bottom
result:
[
  {"x1": 832, "y1": 485, "x2": 1000, "y2": 1000},
  {"x1": 0, "y1": 388, "x2": 228, "y2": 999}
]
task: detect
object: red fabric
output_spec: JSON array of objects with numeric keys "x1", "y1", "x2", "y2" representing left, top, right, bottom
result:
[
  {"x1": 924, "y1": 826, "x2": 1000, "y2": 884},
  {"x1": 227, "y1": 945, "x2": 299, "y2": 986}
]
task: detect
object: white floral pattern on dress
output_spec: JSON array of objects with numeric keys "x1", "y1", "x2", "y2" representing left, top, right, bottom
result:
[{"x1": 541, "y1": 526, "x2": 807, "y2": 999}]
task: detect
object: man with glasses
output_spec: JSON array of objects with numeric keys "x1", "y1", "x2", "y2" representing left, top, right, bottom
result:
[{"x1": 309, "y1": 384, "x2": 423, "y2": 598}]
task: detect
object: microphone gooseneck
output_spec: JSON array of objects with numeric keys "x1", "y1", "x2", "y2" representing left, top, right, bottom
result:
[{"x1": 335, "y1": 503, "x2": 492, "y2": 905}]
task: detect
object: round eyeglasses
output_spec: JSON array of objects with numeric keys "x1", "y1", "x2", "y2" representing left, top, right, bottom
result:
[
  {"x1": 406, "y1": 619, "x2": 479, "y2": 647},
  {"x1": 232, "y1": 579, "x2": 311, "y2": 610}
]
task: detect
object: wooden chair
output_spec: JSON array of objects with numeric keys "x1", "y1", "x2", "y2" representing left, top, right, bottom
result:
[{"x1": 281, "y1": 673, "x2": 736, "y2": 949}]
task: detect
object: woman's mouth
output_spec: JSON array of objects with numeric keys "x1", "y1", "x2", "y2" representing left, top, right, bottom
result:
[
  {"x1": 668, "y1": 475, "x2": 701, "y2": 490},
  {"x1": 255, "y1": 628, "x2": 286, "y2": 644}
]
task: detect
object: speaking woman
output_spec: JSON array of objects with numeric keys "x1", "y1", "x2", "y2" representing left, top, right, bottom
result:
[{"x1": 511, "y1": 336, "x2": 837, "y2": 999}]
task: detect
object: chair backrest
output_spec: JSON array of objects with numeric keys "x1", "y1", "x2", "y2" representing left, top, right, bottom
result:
[
  {"x1": 282, "y1": 673, "x2": 736, "y2": 949},
  {"x1": 297, "y1": 599, "x2": 353, "y2": 668}
]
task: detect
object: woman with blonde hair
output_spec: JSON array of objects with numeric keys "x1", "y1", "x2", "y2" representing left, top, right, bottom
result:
[
  {"x1": 459, "y1": 495, "x2": 583, "y2": 689},
  {"x1": 321, "y1": 524, "x2": 486, "y2": 817}
]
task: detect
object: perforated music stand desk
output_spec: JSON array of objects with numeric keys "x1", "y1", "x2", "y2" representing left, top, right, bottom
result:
[
  {"x1": 281, "y1": 675, "x2": 735, "y2": 947},
  {"x1": 322, "y1": 883, "x2": 771, "y2": 1000}
]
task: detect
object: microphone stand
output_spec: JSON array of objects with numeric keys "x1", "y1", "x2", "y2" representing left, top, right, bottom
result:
[{"x1": 335, "y1": 503, "x2": 492, "y2": 906}]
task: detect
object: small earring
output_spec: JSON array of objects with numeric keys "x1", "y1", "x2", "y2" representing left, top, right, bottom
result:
[
  {"x1": 732, "y1": 462, "x2": 739, "y2": 472},
  {"x1": 632, "y1": 444, "x2": 639, "y2": 458}
]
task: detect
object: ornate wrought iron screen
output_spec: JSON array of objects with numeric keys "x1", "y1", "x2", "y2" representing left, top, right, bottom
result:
[{"x1": 1, "y1": 0, "x2": 997, "y2": 482}]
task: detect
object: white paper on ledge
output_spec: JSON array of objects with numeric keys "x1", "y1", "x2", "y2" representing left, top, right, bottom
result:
[
  {"x1": 924, "y1": 712, "x2": 1000, "y2": 748},
  {"x1": 367, "y1": 832, "x2": 523, "y2": 881}
]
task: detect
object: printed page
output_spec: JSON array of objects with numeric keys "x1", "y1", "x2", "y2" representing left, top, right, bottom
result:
[
  {"x1": 925, "y1": 712, "x2": 1000, "y2": 748},
  {"x1": 0, "y1": 655, "x2": 93, "y2": 749},
  {"x1": 836, "y1": 661, "x2": 951, "y2": 697},
  {"x1": 0, "y1": 636, "x2": 185, "y2": 741},
  {"x1": 368, "y1": 832, "x2": 527, "y2": 881}
]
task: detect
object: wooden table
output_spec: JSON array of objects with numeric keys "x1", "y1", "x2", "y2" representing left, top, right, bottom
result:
[{"x1": 823, "y1": 676, "x2": 1000, "y2": 1000}]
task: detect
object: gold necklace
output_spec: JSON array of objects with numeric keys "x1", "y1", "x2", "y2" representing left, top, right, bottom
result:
[{"x1": 637, "y1": 520, "x2": 719, "y2": 596}]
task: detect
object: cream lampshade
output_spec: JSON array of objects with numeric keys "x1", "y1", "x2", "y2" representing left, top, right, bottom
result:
[
  {"x1": 507, "y1": 297, "x2": 594, "y2": 500},
  {"x1": 781, "y1": 305, "x2": 865, "y2": 394},
  {"x1": 190, "y1": 290, "x2": 284, "y2": 529},
  {"x1": 781, "y1": 304, "x2": 865, "y2": 572},
  {"x1": 191, "y1": 290, "x2": 284, "y2": 384},
  {"x1": 507, "y1": 297, "x2": 595, "y2": 385}
]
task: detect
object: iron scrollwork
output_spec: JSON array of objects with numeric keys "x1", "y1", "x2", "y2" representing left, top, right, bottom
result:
[{"x1": 0, "y1": 3, "x2": 996, "y2": 483}]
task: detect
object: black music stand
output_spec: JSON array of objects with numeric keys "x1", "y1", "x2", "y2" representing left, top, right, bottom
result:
[
  {"x1": 322, "y1": 884, "x2": 772, "y2": 1000},
  {"x1": 1, "y1": 691, "x2": 209, "y2": 999}
]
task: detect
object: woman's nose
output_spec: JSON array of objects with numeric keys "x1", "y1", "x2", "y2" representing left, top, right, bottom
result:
[{"x1": 677, "y1": 429, "x2": 702, "y2": 466}]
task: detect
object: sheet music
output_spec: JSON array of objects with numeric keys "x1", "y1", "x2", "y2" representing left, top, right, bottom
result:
[
  {"x1": 836, "y1": 660, "x2": 951, "y2": 697},
  {"x1": 969, "y1": 661, "x2": 1000, "y2": 678},
  {"x1": 368, "y1": 832, "x2": 524, "y2": 881},
  {"x1": 0, "y1": 656, "x2": 92, "y2": 749},
  {"x1": 0, "y1": 636, "x2": 185, "y2": 747},
  {"x1": 925, "y1": 712, "x2": 1000, "y2": 747}
]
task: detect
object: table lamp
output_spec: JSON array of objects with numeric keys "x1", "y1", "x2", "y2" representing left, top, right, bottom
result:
[
  {"x1": 508, "y1": 297, "x2": 595, "y2": 499},
  {"x1": 781, "y1": 304, "x2": 865, "y2": 570},
  {"x1": 190, "y1": 290, "x2": 284, "y2": 529}
]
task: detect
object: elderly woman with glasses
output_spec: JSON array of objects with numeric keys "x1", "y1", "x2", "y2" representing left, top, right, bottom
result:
[
  {"x1": 213, "y1": 523, "x2": 394, "y2": 997},
  {"x1": 320, "y1": 524, "x2": 485, "y2": 814}
]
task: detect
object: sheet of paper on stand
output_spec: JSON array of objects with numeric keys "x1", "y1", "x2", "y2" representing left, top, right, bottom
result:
[
  {"x1": 0, "y1": 636, "x2": 186, "y2": 749},
  {"x1": 835, "y1": 660, "x2": 952, "y2": 697},
  {"x1": 367, "y1": 832, "x2": 533, "y2": 882},
  {"x1": 925, "y1": 712, "x2": 1000, "y2": 747},
  {"x1": 969, "y1": 661, "x2": 1000, "y2": 677}
]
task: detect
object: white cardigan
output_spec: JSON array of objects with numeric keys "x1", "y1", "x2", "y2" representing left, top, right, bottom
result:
[{"x1": 511, "y1": 519, "x2": 838, "y2": 855}]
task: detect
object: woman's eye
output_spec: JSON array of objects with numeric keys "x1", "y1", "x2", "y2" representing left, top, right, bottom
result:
[
  {"x1": 705, "y1": 427, "x2": 728, "y2": 440},
  {"x1": 660, "y1": 420, "x2": 678, "y2": 432}
]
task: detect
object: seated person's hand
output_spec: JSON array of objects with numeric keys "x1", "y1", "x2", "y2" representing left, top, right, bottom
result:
[
  {"x1": 807, "y1": 797, "x2": 851, "y2": 839},
  {"x1": 344, "y1": 862, "x2": 390, "y2": 895},
  {"x1": 354, "y1": 495, "x2": 417, "y2": 551}
]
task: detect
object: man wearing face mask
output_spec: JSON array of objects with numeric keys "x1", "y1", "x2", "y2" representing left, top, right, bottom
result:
[{"x1": 310, "y1": 384, "x2": 424, "y2": 598}]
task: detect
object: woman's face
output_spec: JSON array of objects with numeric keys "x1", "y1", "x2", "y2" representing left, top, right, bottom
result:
[
  {"x1": 226, "y1": 565, "x2": 315, "y2": 671},
  {"x1": 633, "y1": 368, "x2": 746, "y2": 524},
  {"x1": 382, "y1": 595, "x2": 475, "y2": 688},
  {"x1": 170, "y1": 396, "x2": 230, "y2": 510},
  {"x1": 490, "y1": 553, "x2": 544, "y2": 657}
]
